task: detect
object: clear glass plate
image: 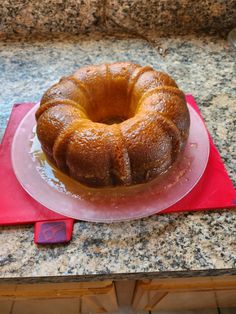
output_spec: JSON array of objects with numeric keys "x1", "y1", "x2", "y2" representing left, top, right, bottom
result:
[{"x1": 11, "y1": 104, "x2": 209, "y2": 223}]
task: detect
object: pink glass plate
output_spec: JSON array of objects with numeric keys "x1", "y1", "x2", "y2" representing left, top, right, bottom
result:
[{"x1": 11, "y1": 104, "x2": 209, "y2": 223}]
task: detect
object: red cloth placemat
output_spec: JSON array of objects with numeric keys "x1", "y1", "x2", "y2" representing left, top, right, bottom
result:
[
  {"x1": 0, "y1": 95, "x2": 235, "y2": 244},
  {"x1": 163, "y1": 95, "x2": 236, "y2": 213},
  {"x1": 0, "y1": 103, "x2": 70, "y2": 225}
]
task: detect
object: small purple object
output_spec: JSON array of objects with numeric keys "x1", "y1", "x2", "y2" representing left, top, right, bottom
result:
[{"x1": 34, "y1": 220, "x2": 74, "y2": 244}]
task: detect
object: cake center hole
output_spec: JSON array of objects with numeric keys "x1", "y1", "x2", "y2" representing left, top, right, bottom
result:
[
  {"x1": 86, "y1": 83, "x2": 134, "y2": 124},
  {"x1": 99, "y1": 116, "x2": 127, "y2": 125}
]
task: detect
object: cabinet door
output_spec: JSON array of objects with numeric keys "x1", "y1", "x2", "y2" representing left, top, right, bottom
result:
[
  {"x1": 216, "y1": 290, "x2": 236, "y2": 308},
  {"x1": 0, "y1": 281, "x2": 118, "y2": 314},
  {"x1": 132, "y1": 276, "x2": 236, "y2": 311},
  {"x1": 145, "y1": 291, "x2": 217, "y2": 311}
]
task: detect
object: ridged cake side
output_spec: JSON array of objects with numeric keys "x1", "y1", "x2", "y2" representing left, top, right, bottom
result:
[{"x1": 36, "y1": 62, "x2": 190, "y2": 187}]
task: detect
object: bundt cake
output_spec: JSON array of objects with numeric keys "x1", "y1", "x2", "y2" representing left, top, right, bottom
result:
[{"x1": 35, "y1": 62, "x2": 190, "y2": 187}]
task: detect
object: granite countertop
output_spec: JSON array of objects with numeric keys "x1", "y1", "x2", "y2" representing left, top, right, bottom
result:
[
  {"x1": 0, "y1": 32, "x2": 235, "y2": 283},
  {"x1": 0, "y1": 0, "x2": 235, "y2": 36}
]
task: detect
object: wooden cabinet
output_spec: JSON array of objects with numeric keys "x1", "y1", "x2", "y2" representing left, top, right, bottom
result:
[
  {"x1": 0, "y1": 281, "x2": 118, "y2": 314},
  {"x1": 1, "y1": 275, "x2": 236, "y2": 313},
  {"x1": 132, "y1": 276, "x2": 236, "y2": 312}
]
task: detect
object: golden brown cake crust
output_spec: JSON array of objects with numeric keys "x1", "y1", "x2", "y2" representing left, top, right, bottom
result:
[{"x1": 36, "y1": 62, "x2": 190, "y2": 187}]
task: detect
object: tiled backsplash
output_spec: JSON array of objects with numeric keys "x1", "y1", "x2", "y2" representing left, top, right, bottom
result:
[{"x1": 0, "y1": 0, "x2": 235, "y2": 36}]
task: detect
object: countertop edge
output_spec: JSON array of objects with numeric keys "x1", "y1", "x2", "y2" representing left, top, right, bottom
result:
[{"x1": 1, "y1": 269, "x2": 236, "y2": 284}]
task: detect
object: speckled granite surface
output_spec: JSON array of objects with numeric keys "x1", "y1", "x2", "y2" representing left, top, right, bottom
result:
[
  {"x1": 105, "y1": 0, "x2": 236, "y2": 36},
  {"x1": 0, "y1": 0, "x2": 101, "y2": 36},
  {"x1": 0, "y1": 0, "x2": 235, "y2": 36},
  {"x1": 0, "y1": 33, "x2": 235, "y2": 281}
]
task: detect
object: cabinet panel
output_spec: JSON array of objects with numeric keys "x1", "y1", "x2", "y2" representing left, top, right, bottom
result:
[
  {"x1": 152, "y1": 291, "x2": 217, "y2": 311},
  {"x1": 12, "y1": 298, "x2": 79, "y2": 314},
  {"x1": 0, "y1": 281, "x2": 118, "y2": 314},
  {"x1": 0, "y1": 281, "x2": 114, "y2": 300},
  {"x1": 133, "y1": 276, "x2": 236, "y2": 311},
  {"x1": 216, "y1": 290, "x2": 236, "y2": 308},
  {"x1": 0, "y1": 300, "x2": 13, "y2": 314}
]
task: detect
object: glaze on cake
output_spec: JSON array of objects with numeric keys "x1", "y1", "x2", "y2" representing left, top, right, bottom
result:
[{"x1": 36, "y1": 62, "x2": 190, "y2": 187}]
